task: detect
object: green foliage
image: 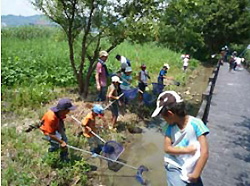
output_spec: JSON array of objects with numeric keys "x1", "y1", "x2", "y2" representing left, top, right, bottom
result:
[
  {"x1": 1, "y1": 127, "x2": 89, "y2": 186},
  {"x1": 1, "y1": 83, "x2": 58, "y2": 112},
  {"x1": 1, "y1": 26, "x2": 58, "y2": 40},
  {"x1": 158, "y1": 0, "x2": 250, "y2": 60},
  {"x1": 1, "y1": 29, "x2": 76, "y2": 87}
]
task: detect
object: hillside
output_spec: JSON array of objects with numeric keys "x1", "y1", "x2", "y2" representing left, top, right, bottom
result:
[{"x1": 1, "y1": 15, "x2": 56, "y2": 27}]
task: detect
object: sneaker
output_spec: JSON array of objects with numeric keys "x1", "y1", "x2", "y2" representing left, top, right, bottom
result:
[{"x1": 91, "y1": 153, "x2": 98, "y2": 158}]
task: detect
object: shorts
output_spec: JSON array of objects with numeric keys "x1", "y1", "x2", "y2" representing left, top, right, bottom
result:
[
  {"x1": 138, "y1": 82, "x2": 147, "y2": 92},
  {"x1": 165, "y1": 163, "x2": 203, "y2": 186},
  {"x1": 110, "y1": 101, "x2": 119, "y2": 117}
]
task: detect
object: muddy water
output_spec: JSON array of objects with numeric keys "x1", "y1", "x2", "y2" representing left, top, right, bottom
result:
[
  {"x1": 96, "y1": 123, "x2": 166, "y2": 186},
  {"x1": 92, "y1": 65, "x2": 214, "y2": 186}
]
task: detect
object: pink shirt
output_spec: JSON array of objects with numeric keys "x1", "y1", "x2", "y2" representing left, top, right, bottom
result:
[{"x1": 96, "y1": 62, "x2": 107, "y2": 87}]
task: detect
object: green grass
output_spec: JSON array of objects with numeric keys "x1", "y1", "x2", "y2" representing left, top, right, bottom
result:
[
  {"x1": 1, "y1": 127, "x2": 90, "y2": 186},
  {"x1": 1, "y1": 26, "x2": 199, "y2": 113}
]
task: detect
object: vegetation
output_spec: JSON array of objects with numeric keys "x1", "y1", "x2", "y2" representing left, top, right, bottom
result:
[
  {"x1": 158, "y1": 0, "x2": 250, "y2": 60},
  {"x1": 1, "y1": 127, "x2": 90, "y2": 186},
  {"x1": 33, "y1": 0, "x2": 162, "y2": 97},
  {"x1": 1, "y1": 26, "x2": 199, "y2": 114}
]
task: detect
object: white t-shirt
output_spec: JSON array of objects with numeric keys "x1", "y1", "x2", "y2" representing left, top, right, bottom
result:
[
  {"x1": 139, "y1": 70, "x2": 149, "y2": 84},
  {"x1": 120, "y1": 56, "x2": 128, "y2": 70},
  {"x1": 164, "y1": 116, "x2": 209, "y2": 182},
  {"x1": 236, "y1": 57, "x2": 241, "y2": 65},
  {"x1": 183, "y1": 58, "x2": 189, "y2": 67}
]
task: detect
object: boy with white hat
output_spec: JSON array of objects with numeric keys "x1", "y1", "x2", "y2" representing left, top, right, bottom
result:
[
  {"x1": 120, "y1": 66, "x2": 133, "y2": 90},
  {"x1": 107, "y1": 76, "x2": 122, "y2": 129},
  {"x1": 152, "y1": 91, "x2": 209, "y2": 186}
]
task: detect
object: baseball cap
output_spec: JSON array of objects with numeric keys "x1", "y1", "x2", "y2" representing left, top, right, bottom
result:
[
  {"x1": 99, "y1": 50, "x2": 109, "y2": 57},
  {"x1": 125, "y1": 67, "x2": 132, "y2": 72},
  {"x1": 151, "y1": 91, "x2": 183, "y2": 117},
  {"x1": 164, "y1": 63, "x2": 170, "y2": 69},
  {"x1": 93, "y1": 104, "x2": 104, "y2": 117},
  {"x1": 111, "y1": 76, "x2": 122, "y2": 83},
  {"x1": 51, "y1": 98, "x2": 77, "y2": 112}
]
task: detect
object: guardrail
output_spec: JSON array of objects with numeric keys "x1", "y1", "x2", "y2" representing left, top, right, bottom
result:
[{"x1": 196, "y1": 62, "x2": 221, "y2": 124}]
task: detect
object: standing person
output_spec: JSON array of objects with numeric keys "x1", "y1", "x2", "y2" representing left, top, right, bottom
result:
[
  {"x1": 183, "y1": 54, "x2": 190, "y2": 72},
  {"x1": 138, "y1": 64, "x2": 150, "y2": 103},
  {"x1": 40, "y1": 98, "x2": 77, "y2": 162},
  {"x1": 220, "y1": 47, "x2": 226, "y2": 65},
  {"x1": 152, "y1": 91, "x2": 209, "y2": 186},
  {"x1": 115, "y1": 54, "x2": 131, "y2": 73},
  {"x1": 96, "y1": 51, "x2": 109, "y2": 101},
  {"x1": 107, "y1": 76, "x2": 123, "y2": 130},
  {"x1": 82, "y1": 104, "x2": 106, "y2": 154},
  {"x1": 158, "y1": 63, "x2": 170, "y2": 85}
]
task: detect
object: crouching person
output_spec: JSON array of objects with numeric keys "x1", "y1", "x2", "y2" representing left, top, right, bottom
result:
[
  {"x1": 40, "y1": 98, "x2": 77, "y2": 162},
  {"x1": 81, "y1": 104, "x2": 106, "y2": 155}
]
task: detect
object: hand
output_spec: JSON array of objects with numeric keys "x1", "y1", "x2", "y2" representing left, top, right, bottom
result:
[
  {"x1": 186, "y1": 145, "x2": 197, "y2": 155},
  {"x1": 60, "y1": 141, "x2": 67, "y2": 148},
  {"x1": 116, "y1": 96, "x2": 120, "y2": 100},
  {"x1": 96, "y1": 84, "x2": 101, "y2": 91},
  {"x1": 86, "y1": 126, "x2": 92, "y2": 132},
  {"x1": 188, "y1": 173, "x2": 200, "y2": 183}
]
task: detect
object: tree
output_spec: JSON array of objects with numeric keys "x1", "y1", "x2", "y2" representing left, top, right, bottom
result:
[
  {"x1": 158, "y1": 0, "x2": 250, "y2": 60},
  {"x1": 33, "y1": 0, "x2": 162, "y2": 98}
]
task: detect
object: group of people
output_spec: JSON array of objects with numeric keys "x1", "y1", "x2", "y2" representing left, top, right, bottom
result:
[
  {"x1": 219, "y1": 46, "x2": 245, "y2": 71},
  {"x1": 95, "y1": 50, "x2": 173, "y2": 128},
  {"x1": 38, "y1": 50, "x2": 209, "y2": 185}
]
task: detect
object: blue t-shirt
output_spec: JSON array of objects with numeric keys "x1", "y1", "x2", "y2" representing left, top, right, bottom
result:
[
  {"x1": 158, "y1": 69, "x2": 167, "y2": 84},
  {"x1": 121, "y1": 73, "x2": 132, "y2": 87}
]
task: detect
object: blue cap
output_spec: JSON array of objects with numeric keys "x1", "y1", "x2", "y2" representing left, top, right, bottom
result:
[
  {"x1": 93, "y1": 104, "x2": 104, "y2": 115},
  {"x1": 51, "y1": 98, "x2": 77, "y2": 112}
]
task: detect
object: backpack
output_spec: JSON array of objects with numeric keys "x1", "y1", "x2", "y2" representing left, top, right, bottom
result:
[{"x1": 126, "y1": 58, "x2": 131, "y2": 67}]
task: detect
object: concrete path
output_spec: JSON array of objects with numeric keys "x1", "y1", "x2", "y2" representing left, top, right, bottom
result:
[{"x1": 203, "y1": 64, "x2": 250, "y2": 186}]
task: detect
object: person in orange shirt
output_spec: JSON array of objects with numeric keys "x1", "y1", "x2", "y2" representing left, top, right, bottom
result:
[
  {"x1": 82, "y1": 104, "x2": 106, "y2": 154},
  {"x1": 40, "y1": 98, "x2": 76, "y2": 162}
]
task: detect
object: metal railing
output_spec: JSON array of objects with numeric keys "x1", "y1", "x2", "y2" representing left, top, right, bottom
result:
[{"x1": 196, "y1": 62, "x2": 221, "y2": 124}]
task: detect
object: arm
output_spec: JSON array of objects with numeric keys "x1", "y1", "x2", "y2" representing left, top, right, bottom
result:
[
  {"x1": 95, "y1": 64, "x2": 101, "y2": 91},
  {"x1": 164, "y1": 136, "x2": 197, "y2": 155},
  {"x1": 188, "y1": 135, "x2": 209, "y2": 182},
  {"x1": 138, "y1": 72, "x2": 142, "y2": 83},
  {"x1": 47, "y1": 133, "x2": 67, "y2": 147},
  {"x1": 108, "y1": 88, "x2": 119, "y2": 100},
  {"x1": 146, "y1": 72, "x2": 151, "y2": 79}
]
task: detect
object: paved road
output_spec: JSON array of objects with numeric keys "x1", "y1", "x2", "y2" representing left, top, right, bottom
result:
[{"x1": 203, "y1": 64, "x2": 250, "y2": 186}]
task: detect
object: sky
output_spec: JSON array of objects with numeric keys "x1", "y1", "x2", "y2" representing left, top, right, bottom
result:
[{"x1": 1, "y1": 0, "x2": 41, "y2": 16}]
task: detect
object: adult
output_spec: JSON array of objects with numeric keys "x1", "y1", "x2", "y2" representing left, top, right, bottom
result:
[
  {"x1": 115, "y1": 54, "x2": 131, "y2": 73},
  {"x1": 40, "y1": 98, "x2": 77, "y2": 161},
  {"x1": 96, "y1": 51, "x2": 109, "y2": 101}
]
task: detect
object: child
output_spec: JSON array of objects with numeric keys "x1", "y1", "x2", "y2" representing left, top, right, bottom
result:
[
  {"x1": 40, "y1": 98, "x2": 77, "y2": 162},
  {"x1": 82, "y1": 104, "x2": 106, "y2": 154},
  {"x1": 158, "y1": 63, "x2": 170, "y2": 85},
  {"x1": 138, "y1": 64, "x2": 150, "y2": 103},
  {"x1": 152, "y1": 91, "x2": 209, "y2": 186},
  {"x1": 120, "y1": 66, "x2": 132, "y2": 90},
  {"x1": 107, "y1": 76, "x2": 122, "y2": 129},
  {"x1": 183, "y1": 55, "x2": 190, "y2": 72}
]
